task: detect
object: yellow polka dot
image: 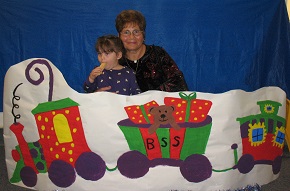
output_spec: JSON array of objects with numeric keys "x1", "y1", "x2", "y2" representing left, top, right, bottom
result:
[
  {"x1": 55, "y1": 154, "x2": 59, "y2": 159},
  {"x1": 127, "y1": 107, "x2": 131, "y2": 110},
  {"x1": 51, "y1": 127, "x2": 54, "y2": 131},
  {"x1": 205, "y1": 102, "x2": 209, "y2": 105},
  {"x1": 138, "y1": 120, "x2": 142, "y2": 123},
  {"x1": 62, "y1": 148, "x2": 66, "y2": 152},
  {"x1": 41, "y1": 125, "x2": 45, "y2": 131},
  {"x1": 136, "y1": 106, "x2": 140, "y2": 109},
  {"x1": 132, "y1": 117, "x2": 136, "y2": 120},
  {"x1": 50, "y1": 147, "x2": 53, "y2": 151},
  {"x1": 65, "y1": 110, "x2": 70, "y2": 114},
  {"x1": 68, "y1": 150, "x2": 73, "y2": 155},
  {"x1": 191, "y1": 110, "x2": 195, "y2": 113},
  {"x1": 176, "y1": 112, "x2": 179, "y2": 115},
  {"x1": 202, "y1": 114, "x2": 205, "y2": 117},
  {"x1": 134, "y1": 110, "x2": 137, "y2": 114},
  {"x1": 55, "y1": 142, "x2": 59, "y2": 146},
  {"x1": 52, "y1": 111, "x2": 56, "y2": 115},
  {"x1": 194, "y1": 117, "x2": 198, "y2": 121},
  {"x1": 171, "y1": 100, "x2": 175, "y2": 103},
  {"x1": 193, "y1": 101, "x2": 197, "y2": 104},
  {"x1": 182, "y1": 101, "x2": 186, "y2": 104},
  {"x1": 41, "y1": 134, "x2": 44, "y2": 139},
  {"x1": 76, "y1": 117, "x2": 80, "y2": 121},
  {"x1": 37, "y1": 115, "x2": 42, "y2": 121},
  {"x1": 177, "y1": 103, "x2": 182, "y2": 107},
  {"x1": 71, "y1": 143, "x2": 75, "y2": 148},
  {"x1": 69, "y1": 158, "x2": 73, "y2": 163},
  {"x1": 181, "y1": 111, "x2": 184, "y2": 113},
  {"x1": 148, "y1": 114, "x2": 151, "y2": 117},
  {"x1": 179, "y1": 117, "x2": 183, "y2": 121},
  {"x1": 199, "y1": 106, "x2": 202, "y2": 110},
  {"x1": 45, "y1": 117, "x2": 48, "y2": 122},
  {"x1": 47, "y1": 136, "x2": 50, "y2": 139},
  {"x1": 73, "y1": 128, "x2": 77, "y2": 133}
]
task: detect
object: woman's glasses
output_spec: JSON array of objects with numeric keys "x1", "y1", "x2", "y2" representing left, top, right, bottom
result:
[{"x1": 120, "y1": 30, "x2": 143, "y2": 37}]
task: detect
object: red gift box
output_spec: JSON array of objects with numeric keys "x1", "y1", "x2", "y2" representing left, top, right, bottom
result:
[
  {"x1": 125, "y1": 101, "x2": 159, "y2": 124},
  {"x1": 164, "y1": 92, "x2": 212, "y2": 123}
]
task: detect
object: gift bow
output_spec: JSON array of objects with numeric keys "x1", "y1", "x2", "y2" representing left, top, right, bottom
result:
[{"x1": 179, "y1": 92, "x2": 197, "y2": 122}]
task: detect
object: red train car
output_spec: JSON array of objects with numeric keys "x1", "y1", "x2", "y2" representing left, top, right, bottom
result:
[
  {"x1": 236, "y1": 100, "x2": 286, "y2": 174},
  {"x1": 10, "y1": 98, "x2": 106, "y2": 188}
]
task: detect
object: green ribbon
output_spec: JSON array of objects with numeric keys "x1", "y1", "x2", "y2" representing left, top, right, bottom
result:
[
  {"x1": 140, "y1": 104, "x2": 151, "y2": 124},
  {"x1": 178, "y1": 92, "x2": 196, "y2": 122}
]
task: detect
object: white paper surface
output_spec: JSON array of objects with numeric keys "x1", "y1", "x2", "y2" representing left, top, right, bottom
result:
[{"x1": 3, "y1": 58, "x2": 287, "y2": 191}]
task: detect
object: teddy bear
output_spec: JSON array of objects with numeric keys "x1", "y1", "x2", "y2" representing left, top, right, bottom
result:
[{"x1": 148, "y1": 105, "x2": 181, "y2": 134}]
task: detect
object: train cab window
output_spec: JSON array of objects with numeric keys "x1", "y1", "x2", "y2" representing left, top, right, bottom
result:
[{"x1": 53, "y1": 114, "x2": 73, "y2": 143}]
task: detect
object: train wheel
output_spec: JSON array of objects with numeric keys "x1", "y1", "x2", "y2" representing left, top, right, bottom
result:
[
  {"x1": 180, "y1": 154, "x2": 212, "y2": 183},
  {"x1": 117, "y1": 150, "x2": 150, "y2": 178},
  {"x1": 272, "y1": 156, "x2": 282, "y2": 174},
  {"x1": 48, "y1": 160, "x2": 76, "y2": 188},
  {"x1": 20, "y1": 166, "x2": 37, "y2": 187},
  {"x1": 75, "y1": 152, "x2": 106, "y2": 181},
  {"x1": 237, "y1": 154, "x2": 254, "y2": 174}
]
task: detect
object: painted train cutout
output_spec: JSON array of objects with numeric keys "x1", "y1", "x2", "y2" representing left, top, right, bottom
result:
[{"x1": 7, "y1": 59, "x2": 286, "y2": 188}]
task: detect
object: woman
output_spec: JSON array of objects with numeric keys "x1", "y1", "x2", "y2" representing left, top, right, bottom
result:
[{"x1": 115, "y1": 10, "x2": 188, "y2": 92}]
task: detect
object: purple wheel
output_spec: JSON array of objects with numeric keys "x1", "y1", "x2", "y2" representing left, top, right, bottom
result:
[
  {"x1": 180, "y1": 154, "x2": 212, "y2": 183},
  {"x1": 48, "y1": 160, "x2": 76, "y2": 188},
  {"x1": 75, "y1": 152, "x2": 106, "y2": 181},
  {"x1": 272, "y1": 156, "x2": 282, "y2": 174},
  {"x1": 237, "y1": 154, "x2": 254, "y2": 174},
  {"x1": 117, "y1": 150, "x2": 150, "y2": 178},
  {"x1": 20, "y1": 166, "x2": 37, "y2": 187}
]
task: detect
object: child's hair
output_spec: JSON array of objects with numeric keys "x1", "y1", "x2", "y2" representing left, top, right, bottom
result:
[{"x1": 95, "y1": 35, "x2": 126, "y2": 57}]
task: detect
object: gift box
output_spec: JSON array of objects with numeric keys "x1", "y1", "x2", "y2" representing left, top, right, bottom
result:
[
  {"x1": 124, "y1": 101, "x2": 159, "y2": 124},
  {"x1": 118, "y1": 118, "x2": 212, "y2": 160},
  {"x1": 164, "y1": 92, "x2": 212, "y2": 123}
]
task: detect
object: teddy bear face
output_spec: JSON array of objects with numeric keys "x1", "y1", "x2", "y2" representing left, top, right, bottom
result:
[{"x1": 149, "y1": 105, "x2": 175, "y2": 124}]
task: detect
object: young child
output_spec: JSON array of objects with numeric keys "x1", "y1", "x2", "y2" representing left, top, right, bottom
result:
[{"x1": 83, "y1": 35, "x2": 141, "y2": 95}]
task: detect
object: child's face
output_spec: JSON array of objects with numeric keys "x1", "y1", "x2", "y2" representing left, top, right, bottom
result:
[{"x1": 97, "y1": 51, "x2": 122, "y2": 70}]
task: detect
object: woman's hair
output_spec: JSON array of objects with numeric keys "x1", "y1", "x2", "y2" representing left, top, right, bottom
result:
[
  {"x1": 115, "y1": 10, "x2": 146, "y2": 33},
  {"x1": 95, "y1": 35, "x2": 126, "y2": 56}
]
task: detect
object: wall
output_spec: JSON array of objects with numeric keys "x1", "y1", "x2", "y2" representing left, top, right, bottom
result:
[{"x1": 1, "y1": 0, "x2": 290, "y2": 114}]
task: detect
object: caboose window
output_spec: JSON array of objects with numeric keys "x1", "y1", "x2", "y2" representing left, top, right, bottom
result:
[
  {"x1": 252, "y1": 128, "x2": 264, "y2": 142},
  {"x1": 275, "y1": 131, "x2": 285, "y2": 144},
  {"x1": 248, "y1": 122, "x2": 266, "y2": 146},
  {"x1": 53, "y1": 114, "x2": 73, "y2": 143}
]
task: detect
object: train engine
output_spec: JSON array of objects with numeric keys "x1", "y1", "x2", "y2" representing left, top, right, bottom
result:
[{"x1": 10, "y1": 98, "x2": 106, "y2": 188}]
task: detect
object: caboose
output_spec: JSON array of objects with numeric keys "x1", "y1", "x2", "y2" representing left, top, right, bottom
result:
[{"x1": 235, "y1": 100, "x2": 286, "y2": 174}]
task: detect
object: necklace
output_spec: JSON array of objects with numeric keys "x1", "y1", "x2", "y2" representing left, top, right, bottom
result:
[{"x1": 125, "y1": 58, "x2": 140, "y2": 73}]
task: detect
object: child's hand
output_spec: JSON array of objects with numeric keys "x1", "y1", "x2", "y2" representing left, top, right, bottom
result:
[{"x1": 88, "y1": 66, "x2": 104, "y2": 83}]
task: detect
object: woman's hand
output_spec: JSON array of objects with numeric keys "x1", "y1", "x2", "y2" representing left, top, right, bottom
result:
[{"x1": 94, "y1": 86, "x2": 111, "y2": 92}]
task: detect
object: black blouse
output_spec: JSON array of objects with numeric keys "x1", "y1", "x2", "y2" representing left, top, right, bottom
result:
[{"x1": 120, "y1": 45, "x2": 188, "y2": 92}]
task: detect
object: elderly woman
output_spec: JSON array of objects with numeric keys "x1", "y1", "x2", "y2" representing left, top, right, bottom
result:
[{"x1": 115, "y1": 10, "x2": 188, "y2": 92}]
